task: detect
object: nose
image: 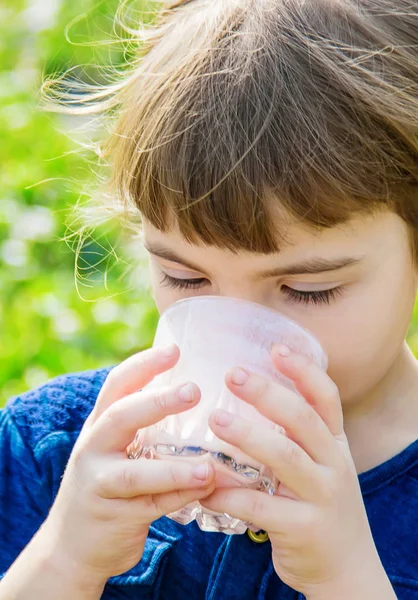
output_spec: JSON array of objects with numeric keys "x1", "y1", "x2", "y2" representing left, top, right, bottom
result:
[{"x1": 211, "y1": 287, "x2": 275, "y2": 310}]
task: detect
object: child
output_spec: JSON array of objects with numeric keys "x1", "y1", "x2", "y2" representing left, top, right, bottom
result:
[{"x1": 1, "y1": 0, "x2": 418, "y2": 598}]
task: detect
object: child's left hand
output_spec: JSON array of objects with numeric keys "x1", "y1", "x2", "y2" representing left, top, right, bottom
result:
[{"x1": 200, "y1": 344, "x2": 384, "y2": 599}]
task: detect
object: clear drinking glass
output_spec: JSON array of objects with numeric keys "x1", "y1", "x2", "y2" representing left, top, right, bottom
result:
[{"x1": 127, "y1": 296, "x2": 327, "y2": 534}]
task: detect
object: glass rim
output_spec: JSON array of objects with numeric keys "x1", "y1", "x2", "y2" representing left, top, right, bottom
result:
[{"x1": 160, "y1": 295, "x2": 327, "y2": 367}]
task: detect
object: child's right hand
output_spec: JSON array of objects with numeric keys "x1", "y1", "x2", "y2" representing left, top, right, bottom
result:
[{"x1": 40, "y1": 344, "x2": 216, "y2": 587}]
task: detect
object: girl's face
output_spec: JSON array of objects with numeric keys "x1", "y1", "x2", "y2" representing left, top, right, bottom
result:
[{"x1": 142, "y1": 210, "x2": 417, "y2": 406}]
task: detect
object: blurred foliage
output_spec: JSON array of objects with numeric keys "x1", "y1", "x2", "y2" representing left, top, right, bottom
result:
[
  {"x1": 1, "y1": 0, "x2": 418, "y2": 407},
  {"x1": 0, "y1": 0, "x2": 160, "y2": 406}
]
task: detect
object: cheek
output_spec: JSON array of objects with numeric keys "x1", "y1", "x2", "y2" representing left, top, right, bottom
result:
[
  {"x1": 321, "y1": 276, "x2": 416, "y2": 404},
  {"x1": 149, "y1": 268, "x2": 174, "y2": 313},
  {"x1": 149, "y1": 265, "x2": 199, "y2": 314}
]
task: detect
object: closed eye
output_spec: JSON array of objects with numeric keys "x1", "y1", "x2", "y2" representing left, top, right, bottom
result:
[
  {"x1": 159, "y1": 273, "x2": 345, "y2": 305},
  {"x1": 280, "y1": 285, "x2": 345, "y2": 305},
  {"x1": 160, "y1": 272, "x2": 208, "y2": 290}
]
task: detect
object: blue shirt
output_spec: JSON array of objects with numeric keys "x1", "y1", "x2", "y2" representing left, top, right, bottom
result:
[{"x1": 1, "y1": 367, "x2": 418, "y2": 599}]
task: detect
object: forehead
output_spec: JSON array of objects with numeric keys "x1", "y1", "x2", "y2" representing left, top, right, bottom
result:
[{"x1": 141, "y1": 210, "x2": 398, "y2": 273}]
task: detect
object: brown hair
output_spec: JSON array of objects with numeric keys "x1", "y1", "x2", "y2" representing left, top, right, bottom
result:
[{"x1": 42, "y1": 0, "x2": 418, "y2": 258}]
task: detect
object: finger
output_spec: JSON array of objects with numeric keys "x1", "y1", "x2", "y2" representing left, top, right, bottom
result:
[
  {"x1": 89, "y1": 344, "x2": 180, "y2": 423},
  {"x1": 209, "y1": 410, "x2": 323, "y2": 501},
  {"x1": 97, "y1": 458, "x2": 215, "y2": 499},
  {"x1": 199, "y1": 487, "x2": 302, "y2": 533},
  {"x1": 126, "y1": 480, "x2": 217, "y2": 523},
  {"x1": 225, "y1": 367, "x2": 339, "y2": 466},
  {"x1": 271, "y1": 344, "x2": 344, "y2": 438},
  {"x1": 89, "y1": 381, "x2": 201, "y2": 453}
]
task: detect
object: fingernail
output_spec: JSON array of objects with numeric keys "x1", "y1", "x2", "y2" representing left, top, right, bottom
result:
[
  {"x1": 178, "y1": 383, "x2": 196, "y2": 403},
  {"x1": 161, "y1": 344, "x2": 177, "y2": 357},
  {"x1": 193, "y1": 463, "x2": 209, "y2": 480},
  {"x1": 276, "y1": 344, "x2": 292, "y2": 357},
  {"x1": 214, "y1": 409, "x2": 233, "y2": 427},
  {"x1": 230, "y1": 367, "x2": 249, "y2": 386}
]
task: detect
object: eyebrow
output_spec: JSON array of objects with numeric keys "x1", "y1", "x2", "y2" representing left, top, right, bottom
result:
[{"x1": 143, "y1": 242, "x2": 365, "y2": 278}]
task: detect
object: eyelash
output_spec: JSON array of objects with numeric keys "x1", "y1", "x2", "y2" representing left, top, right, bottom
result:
[{"x1": 159, "y1": 273, "x2": 345, "y2": 306}]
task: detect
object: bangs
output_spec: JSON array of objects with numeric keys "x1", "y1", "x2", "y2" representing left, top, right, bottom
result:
[{"x1": 101, "y1": 0, "x2": 417, "y2": 253}]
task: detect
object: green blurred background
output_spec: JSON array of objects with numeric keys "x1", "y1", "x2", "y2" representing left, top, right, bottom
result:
[
  {"x1": 1, "y1": 0, "x2": 418, "y2": 407},
  {"x1": 0, "y1": 0, "x2": 160, "y2": 406}
]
